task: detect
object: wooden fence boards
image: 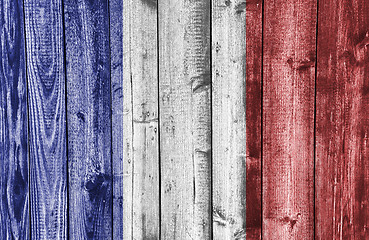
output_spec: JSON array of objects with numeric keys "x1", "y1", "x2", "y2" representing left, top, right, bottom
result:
[
  {"x1": 3, "y1": 0, "x2": 369, "y2": 239},
  {"x1": 263, "y1": 0, "x2": 317, "y2": 238},
  {"x1": 245, "y1": 0, "x2": 262, "y2": 239},
  {"x1": 212, "y1": 0, "x2": 247, "y2": 239},
  {"x1": 316, "y1": 0, "x2": 369, "y2": 238},
  {"x1": 23, "y1": 0, "x2": 67, "y2": 238},
  {"x1": 158, "y1": 0, "x2": 212, "y2": 238},
  {"x1": 63, "y1": 0, "x2": 112, "y2": 238},
  {"x1": 0, "y1": 0, "x2": 28, "y2": 239}
]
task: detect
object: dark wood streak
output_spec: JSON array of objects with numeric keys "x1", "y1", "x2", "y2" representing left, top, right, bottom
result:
[
  {"x1": 109, "y1": 0, "x2": 124, "y2": 238},
  {"x1": 0, "y1": 0, "x2": 29, "y2": 239},
  {"x1": 63, "y1": 0, "x2": 112, "y2": 238},
  {"x1": 23, "y1": 0, "x2": 67, "y2": 238},
  {"x1": 245, "y1": 0, "x2": 262, "y2": 238}
]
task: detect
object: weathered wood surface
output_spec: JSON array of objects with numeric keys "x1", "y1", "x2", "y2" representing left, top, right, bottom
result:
[
  {"x1": 23, "y1": 0, "x2": 67, "y2": 238},
  {"x1": 120, "y1": 0, "x2": 134, "y2": 237},
  {"x1": 0, "y1": 0, "x2": 29, "y2": 239},
  {"x1": 63, "y1": 0, "x2": 112, "y2": 238},
  {"x1": 117, "y1": 0, "x2": 160, "y2": 238},
  {"x1": 158, "y1": 0, "x2": 212, "y2": 238},
  {"x1": 263, "y1": 0, "x2": 317, "y2": 238},
  {"x1": 7, "y1": 0, "x2": 369, "y2": 239},
  {"x1": 212, "y1": 0, "x2": 246, "y2": 239},
  {"x1": 110, "y1": 0, "x2": 125, "y2": 238},
  {"x1": 245, "y1": 0, "x2": 262, "y2": 239},
  {"x1": 316, "y1": 0, "x2": 369, "y2": 239}
]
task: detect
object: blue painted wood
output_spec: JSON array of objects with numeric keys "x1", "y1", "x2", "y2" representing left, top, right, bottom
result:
[
  {"x1": 0, "y1": 0, "x2": 29, "y2": 239},
  {"x1": 63, "y1": 0, "x2": 112, "y2": 238},
  {"x1": 23, "y1": 0, "x2": 68, "y2": 238},
  {"x1": 109, "y1": 0, "x2": 124, "y2": 238}
]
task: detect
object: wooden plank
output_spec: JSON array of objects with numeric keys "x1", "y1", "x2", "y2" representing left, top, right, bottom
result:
[
  {"x1": 63, "y1": 0, "x2": 112, "y2": 238},
  {"x1": 129, "y1": 0, "x2": 160, "y2": 239},
  {"x1": 211, "y1": 0, "x2": 247, "y2": 239},
  {"x1": 111, "y1": 0, "x2": 160, "y2": 238},
  {"x1": 158, "y1": 0, "x2": 212, "y2": 238},
  {"x1": 316, "y1": 0, "x2": 369, "y2": 238},
  {"x1": 262, "y1": 0, "x2": 316, "y2": 238},
  {"x1": 23, "y1": 0, "x2": 67, "y2": 238},
  {"x1": 120, "y1": 0, "x2": 134, "y2": 237},
  {"x1": 245, "y1": 0, "x2": 262, "y2": 239},
  {"x1": 0, "y1": 0, "x2": 29, "y2": 239},
  {"x1": 109, "y1": 0, "x2": 126, "y2": 238}
]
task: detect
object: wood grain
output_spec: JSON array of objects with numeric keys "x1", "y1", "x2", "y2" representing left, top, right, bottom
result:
[
  {"x1": 316, "y1": 0, "x2": 369, "y2": 238},
  {"x1": 109, "y1": 0, "x2": 125, "y2": 238},
  {"x1": 0, "y1": 0, "x2": 29, "y2": 239},
  {"x1": 114, "y1": 0, "x2": 160, "y2": 238},
  {"x1": 263, "y1": 0, "x2": 316, "y2": 238},
  {"x1": 245, "y1": 0, "x2": 262, "y2": 238},
  {"x1": 63, "y1": 0, "x2": 112, "y2": 238},
  {"x1": 211, "y1": 0, "x2": 247, "y2": 239},
  {"x1": 23, "y1": 0, "x2": 67, "y2": 238},
  {"x1": 120, "y1": 0, "x2": 134, "y2": 237},
  {"x1": 158, "y1": 0, "x2": 212, "y2": 238},
  {"x1": 130, "y1": 0, "x2": 160, "y2": 239}
]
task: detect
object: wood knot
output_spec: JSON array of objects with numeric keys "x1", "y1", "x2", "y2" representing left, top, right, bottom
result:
[
  {"x1": 354, "y1": 32, "x2": 369, "y2": 63},
  {"x1": 235, "y1": 2, "x2": 246, "y2": 14},
  {"x1": 287, "y1": 53, "x2": 315, "y2": 71},
  {"x1": 279, "y1": 213, "x2": 301, "y2": 230}
]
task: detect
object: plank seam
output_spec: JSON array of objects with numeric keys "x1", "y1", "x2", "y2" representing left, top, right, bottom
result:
[
  {"x1": 313, "y1": 0, "x2": 319, "y2": 239},
  {"x1": 60, "y1": 1, "x2": 70, "y2": 239},
  {"x1": 209, "y1": 0, "x2": 213, "y2": 238},
  {"x1": 21, "y1": 0, "x2": 31, "y2": 239},
  {"x1": 260, "y1": 0, "x2": 265, "y2": 238},
  {"x1": 107, "y1": 0, "x2": 114, "y2": 238},
  {"x1": 156, "y1": 0, "x2": 162, "y2": 238}
]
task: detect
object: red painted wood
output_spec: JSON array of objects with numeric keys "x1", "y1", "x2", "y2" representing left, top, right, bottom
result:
[
  {"x1": 246, "y1": 0, "x2": 262, "y2": 238},
  {"x1": 316, "y1": 0, "x2": 369, "y2": 238},
  {"x1": 262, "y1": 0, "x2": 317, "y2": 238}
]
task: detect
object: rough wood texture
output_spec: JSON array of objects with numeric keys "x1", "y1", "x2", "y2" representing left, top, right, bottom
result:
[
  {"x1": 23, "y1": 0, "x2": 67, "y2": 238},
  {"x1": 263, "y1": 0, "x2": 316, "y2": 238},
  {"x1": 245, "y1": 0, "x2": 263, "y2": 240},
  {"x1": 0, "y1": 0, "x2": 29, "y2": 239},
  {"x1": 109, "y1": 0, "x2": 125, "y2": 238},
  {"x1": 212, "y1": 0, "x2": 247, "y2": 239},
  {"x1": 159, "y1": 0, "x2": 212, "y2": 238},
  {"x1": 316, "y1": 0, "x2": 369, "y2": 238},
  {"x1": 116, "y1": 0, "x2": 160, "y2": 238},
  {"x1": 130, "y1": 0, "x2": 160, "y2": 239},
  {"x1": 63, "y1": 0, "x2": 112, "y2": 238},
  {"x1": 245, "y1": 0, "x2": 262, "y2": 238},
  {"x1": 120, "y1": 0, "x2": 134, "y2": 237}
]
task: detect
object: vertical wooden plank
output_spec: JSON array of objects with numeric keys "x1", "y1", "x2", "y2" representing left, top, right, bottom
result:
[
  {"x1": 0, "y1": 0, "x2": 29, "y2": 239},
  {"x1": 111, "y1": 0, "x2": 160, "y2": 238},
  {"x1": 158, "y1": 0, "x2": 212, "y2": 238},
  {"x1": 263, "y1": 0, "x2": 316, "y2": 238},
  {"x1": 63, "y1": 0, "x2": 112, "y2": 238},
  {"x1": 211, "y1": 0, "x2": 247, "y2": 239},
  {"x1": 121, "y1": 0, "x2": 134, "y2": 237},
  {"x1": 245, "y1": 0, "x2": 262, "y2": 238},
  {"x1": 23, "y1": 0, "x2": 67, "y2": 238},
  {"x1": 130, "y1": 0, "x2": 160, "y2": 239},
  {"x1": 109, "y1": 0, "x2": 125, "y2": 238},
  {"x1": 316, "y1": 0, "x2": 369, "y2": 238}
]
